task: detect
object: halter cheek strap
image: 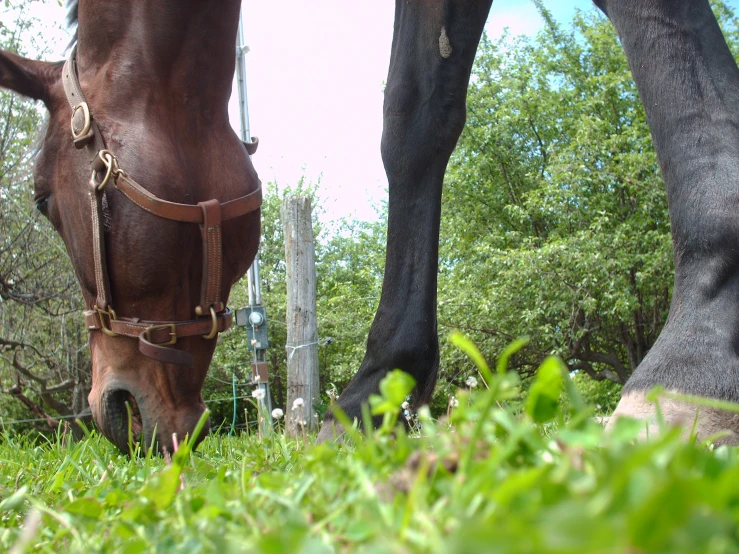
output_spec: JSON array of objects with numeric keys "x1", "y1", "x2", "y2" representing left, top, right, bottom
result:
[{"x1": 62, "y1": 47, "x2": 262, "y2": 367}]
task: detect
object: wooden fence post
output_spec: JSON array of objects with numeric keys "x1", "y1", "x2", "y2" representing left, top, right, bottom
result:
[{"x1": 282, "y1": 196, "x2": 320, "y2": 436}]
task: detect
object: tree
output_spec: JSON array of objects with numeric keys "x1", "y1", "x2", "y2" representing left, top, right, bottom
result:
[
  {"x1": 436, "y1": 2, "x2": 739, "y2": 388},
  {"x1": 0, "y1": 3, "x2": 90, "y2": 434}
]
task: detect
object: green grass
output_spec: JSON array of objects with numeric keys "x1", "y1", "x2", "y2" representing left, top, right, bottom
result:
[{"x1": 2, "y1": 338, "x2": 739, "y2": 553}]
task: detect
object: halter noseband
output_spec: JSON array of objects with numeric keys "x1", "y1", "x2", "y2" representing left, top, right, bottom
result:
[{"x1": 62, "y1": 47, "x2": 262, "y2": 367}]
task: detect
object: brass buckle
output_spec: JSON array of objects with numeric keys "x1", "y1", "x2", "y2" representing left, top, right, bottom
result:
[
  {"x1": 94, "y1": 305, "x2": 118, "y2": 337},
  {"x1": 144, "y1": 324, "x2": 177, "y2": 346},
  {"x1": 71, "y1": 102, "x2": 91, "y2": 139},
  {"x1": 203, "y1": 306, "x2": 218, "y2": 340}
]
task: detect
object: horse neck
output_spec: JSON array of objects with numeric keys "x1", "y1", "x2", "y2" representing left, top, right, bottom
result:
[{"x1": 75, "y1": 0, "x2": 241, "y2": 110}]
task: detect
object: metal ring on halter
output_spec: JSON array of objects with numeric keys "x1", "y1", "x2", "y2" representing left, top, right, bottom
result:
[
  {"x1": 91, "y1": 150, "x2": 116, "y2": 191},
  {"x1": 203, "y1": 306, "x2": 218, "y2": 340}
]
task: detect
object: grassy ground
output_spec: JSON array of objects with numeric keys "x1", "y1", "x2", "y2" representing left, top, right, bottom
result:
[{"x1": 2, "y1": 338, "x2": 739, "y2": 553}]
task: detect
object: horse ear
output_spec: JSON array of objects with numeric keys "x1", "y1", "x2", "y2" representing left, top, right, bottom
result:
[{"x1": 0, "y1": 50, "x2": 60, "y2": 105}]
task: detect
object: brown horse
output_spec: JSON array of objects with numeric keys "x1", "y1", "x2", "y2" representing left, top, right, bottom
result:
[{"x1": 0, "y1": 0, "x2": 261, "y2": 454}]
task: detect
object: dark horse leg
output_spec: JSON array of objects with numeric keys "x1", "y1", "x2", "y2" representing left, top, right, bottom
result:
[
  {"x1": 599, "y1": 0, "x2": 739, "y2": 441},
  {"x1": 322, "y1": 0, "x2": 739, "y2": 443},
  {"x1": 318, "y1": 0, "x2": 493, "y2": 440}
]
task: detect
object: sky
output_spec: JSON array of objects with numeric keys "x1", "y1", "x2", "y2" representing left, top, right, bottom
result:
[
  {"x1": 12, "y1": 0, "x2": 739, "y2": 222},
  {"x1": 234, "y1": 0, "x2": 594, "y2": 221}
]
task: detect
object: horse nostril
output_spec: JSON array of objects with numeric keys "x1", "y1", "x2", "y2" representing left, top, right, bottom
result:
[{"x1": 102, "y1": 389, "x2": 146, "y2": 455}]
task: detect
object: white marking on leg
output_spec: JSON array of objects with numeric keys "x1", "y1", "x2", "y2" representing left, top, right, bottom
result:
[{"x1": 439, "y1": 27, "x2": 452, "y2": 59}]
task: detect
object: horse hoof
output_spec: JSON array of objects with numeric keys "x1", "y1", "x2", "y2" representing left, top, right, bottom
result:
[
  {"x1": 607, "y1": 390, "x2": 739, "y2": 446},
  {"x1": 316, "y1": 420, "x2": 344, "y2": 444}
]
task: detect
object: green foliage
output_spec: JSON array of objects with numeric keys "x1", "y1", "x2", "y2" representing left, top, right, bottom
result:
[
  {"x1": 315, "y1": 210, "x2": 386, "y2": 389},
  {"x1": 437, "y1": 5, "x2": 678, "y2": 389},
  {"x1": 208, "y1": 179, "x2": 385, "y2": 427},
  {"x1": 3, "y1": 337, "x2": 739, "y2": 552},
  {"x1": 525, "y1": 356, "x2": 564, "y2": 423},
  {"x1": 569, "y1": 372, "x2": 621, "y2": 415},
  {"x1": 369, "y1": 369, "x2": 416, "y2": 431},
  {"x1": 0, "y1": 2, "x2": 89, "y2": 433}
]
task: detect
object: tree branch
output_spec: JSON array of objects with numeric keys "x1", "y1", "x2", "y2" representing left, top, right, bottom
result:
[{"x1": 8, "y1": 386, "x2": 61, "y2": 429}]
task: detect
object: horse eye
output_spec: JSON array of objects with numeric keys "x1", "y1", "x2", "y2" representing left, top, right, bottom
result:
[{"x1": 35, "y1": 196, "x2": 49, "y2": 216}]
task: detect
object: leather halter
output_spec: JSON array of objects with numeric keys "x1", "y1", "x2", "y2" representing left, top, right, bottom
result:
[{"x1": 62, "y1": 47, "x2": 262, "y2": 367}]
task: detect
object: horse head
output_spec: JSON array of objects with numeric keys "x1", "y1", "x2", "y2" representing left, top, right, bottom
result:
[{"x1": 0, "y1": 0, "x2": 260, "y2": 455}]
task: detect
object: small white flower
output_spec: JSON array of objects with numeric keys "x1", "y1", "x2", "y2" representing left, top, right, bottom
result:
[
  {"x1": 542, "y1": 451, "x2": 554, "y2": 464},
  {"x1": 401, "y1": 401, "x2": 410, "y2": 410},
  {"x1": 250, "y1": 339, "x2": 257, "y2": 346},
  {"x1": 449, "y1": 396, "x2": 459, "y2": 408},
  {"x1": 253, "y1": 374, "x2": 260, "y2": 383},
  {"x1": 292, "y1": 397, "x2": 304, "y2": 410},
  {"x1": 271, "y1": 408, "x2": 284, "y2": 420},
  {"x1": 251, "y1": 388, "x2": 265, "y2": 400},
  {"x1": 465, "y1": 376, "x2": 478, "y2": 389}
]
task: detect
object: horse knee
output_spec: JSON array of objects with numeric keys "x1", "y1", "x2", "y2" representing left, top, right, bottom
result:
[{"x1": 381, "y1": 84, "x2": 467, "y2": 181}]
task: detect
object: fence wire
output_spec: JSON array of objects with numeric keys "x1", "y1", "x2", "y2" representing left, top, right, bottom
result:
[{"x1": 0, "y1": 393, "x2": 263, "y2": 427}]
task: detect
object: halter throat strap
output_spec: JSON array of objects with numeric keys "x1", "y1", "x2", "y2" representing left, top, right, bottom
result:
[{"x1": 61, "y1": 47, "x2": 262, "y2": 367}]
